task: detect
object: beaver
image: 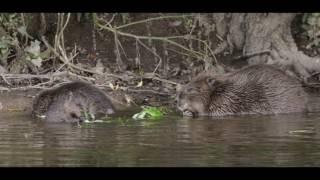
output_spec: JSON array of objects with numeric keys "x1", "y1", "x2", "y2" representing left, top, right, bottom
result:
[
  {"x1": 32, "y1": 81, "x2": 115, "y2": 123},
  {"x1": 176, "y1": 64, "x2": 309, "y2": 117}
]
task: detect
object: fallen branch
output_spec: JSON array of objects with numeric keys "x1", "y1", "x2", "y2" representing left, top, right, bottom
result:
[{"x1": 125, "y1": 88, "x2": 172, "y2": 96}]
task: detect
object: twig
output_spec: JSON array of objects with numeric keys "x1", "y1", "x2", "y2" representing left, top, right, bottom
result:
[
  {"x1": 0, "y1": 71, "x2": 97, "y2": 91},
  {"x1": 0, "y1": 74, "x2": 12, "y2": 86},
  {"x1": 116, "y1": 37, "x2": 129, "y2": 60},
  {"x1": 58, "y1": 13, "x2": 71, "y2": 52},
  {"x1": 107, "y1": 14, "x2": 117, "y2": 27},
  {"x1": 54, "y1": 44, "x2": 78, "y2": 73},
  {"x1": 136, "y1": 39, "x2": 162, "y2": 74},
  {"x1": 126, "y1": 89, "x2": 171, "y2": 96},
  {"x1": 234, "y1": 50, "x2": 271, "y2": 60},
  {"x1": 188, "y1": 14, "x2": 199, "y2": 36},
  {"x1": 114, "y1": 31, "x2": 123, "y2": 71},
  {"x1": 95, "y1": 71, "x2": 179, "y2": 86},
  {"x1": 93, "y1": 14, "x2": 204, "y2": 60},
  {"x1": 135, "y1": 38, "x2": 141, "y2": 68},
  {"x1": 41, "y1": 36, "x2": 100, "y2": 75},
  {"x1": 166, "y1": 47, "x2": 193, "y2": 57},
  {"x1": 115, "y1": 14, "x2": 194, "y2": 30},
  {"x1": 0, "y1": 73, "x2": 52, "y2": 79},
  {"x1": 141, "y1": 74, "x2": 178, "y2": 85},
  {"x1": 94, "y1": 13, "x2": 220, "y2": 66}
]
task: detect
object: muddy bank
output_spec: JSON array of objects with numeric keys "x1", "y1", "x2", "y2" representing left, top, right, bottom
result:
[
  {"x1": 0, "y1": 90, "x2": 35, "y2": 112},
  {"x1": 0, "y1": 86, "x2": 175, "y2": 115}
]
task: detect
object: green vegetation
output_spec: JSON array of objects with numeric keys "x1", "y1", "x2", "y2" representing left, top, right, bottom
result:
[
  {"x1": 302, "y1": 13, "x2": 320, "y2": 49},
  {"x1": 132, "y1": 106, "x2": 168, "y2": 120},
  {"x1": 82, "y1": 106, "x2": 169, "y2": 125},
  {"x1": 82, "y1": 110, "x2": 96, "y2": 122}
]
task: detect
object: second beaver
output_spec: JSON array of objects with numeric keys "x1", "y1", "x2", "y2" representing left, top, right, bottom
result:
[
  {"x1": 176, "y1": 65, "x2": 309, "y2": 117},
  {"x1": 32, "y1": 81, "x2": 115, "y2": 123}
]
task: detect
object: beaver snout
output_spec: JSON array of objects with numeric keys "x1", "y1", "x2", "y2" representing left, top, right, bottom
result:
[
  {"x1": 177, "y1": 102, "x2": 197, "y2": 117},
  {"x1": 182, "y1": 109, "x2": 196, "y2": 117}
]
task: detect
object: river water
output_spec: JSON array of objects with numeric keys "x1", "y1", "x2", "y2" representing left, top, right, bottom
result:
[{"x1": 0, "y1": 111, "x2": 320, "y2": 167}]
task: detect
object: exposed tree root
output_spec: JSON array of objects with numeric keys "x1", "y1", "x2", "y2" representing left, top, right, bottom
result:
[{"x1": 211, "y1": 13, "x2": 320, "y2": 83}]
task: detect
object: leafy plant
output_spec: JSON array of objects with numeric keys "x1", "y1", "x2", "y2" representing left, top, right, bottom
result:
[
  {"x1": 0, "y1": 13, "x2": 46, "y2": 71},
  {"x1": 24, "y1": 40, "x2": 43, "y2": 67},
  {"x1": 302, "y1": 13, "x2": 320, "y2": 48},
  {"x1": 0, "y1": 13, "x2": 22, "y2": 36},
  {"x1": 0, "y1": 36, "x2": 12, "y2": 63},
  {"x1": 132, "y1": 106, "x2": 168, "y2": 120},
  {"x1": 82, "y1": 110, "x2": 95, "y2": 122}
]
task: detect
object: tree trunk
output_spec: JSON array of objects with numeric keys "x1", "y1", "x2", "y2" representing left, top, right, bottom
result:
[{"x1": 211, "y1": 13, "x2": 320, "y2": 81}]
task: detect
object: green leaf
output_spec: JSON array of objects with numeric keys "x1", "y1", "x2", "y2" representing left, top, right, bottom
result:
[
  {"x1": 30, "y1": 57, "x2": 42, "y2": 68},
  {"x1": 82, "y1": 111, "x2": 95, "y2": 122},
  {"x1": 0, "y1": 41, "x2": 8, "y2": 49},
  {"x1": 25, "y1": 40, "x2": 41, "y2": 57},
  {"x1": 132, "y1": 106, "x2": 167, "y2": 120},
  {"x1": 136, "y1": 80, "x2": 143, "y2": 87},
  {"x1": 17, "y1": 26, "x2": 34, "y2": 39},
  {"x1": 0, "y1": 48, "x2": 8, "y2": 55},
  {"x1": 308, "y1": 17, "x2": 317, "y2": 25},
  {"x1": 25, "y1": 40, "x2": 43, "y2": 67}
]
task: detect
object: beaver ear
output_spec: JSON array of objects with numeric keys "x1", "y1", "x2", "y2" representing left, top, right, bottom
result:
[{"x1": 206, "y1": 77, "x2": 216, "y2": 88}]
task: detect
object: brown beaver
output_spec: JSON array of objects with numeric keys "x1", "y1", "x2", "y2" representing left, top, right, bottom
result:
[
  {"x1": 32, "y1": 81, "x2": 115, "y2": 123},
  {"x1": 176, "y1": 65, "x2": 309, "y2": 117}
]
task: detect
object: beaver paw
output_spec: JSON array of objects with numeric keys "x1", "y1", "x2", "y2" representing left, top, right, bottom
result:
[{"x1": 183, "y1": 110, "x2": 195, "y2": 117}]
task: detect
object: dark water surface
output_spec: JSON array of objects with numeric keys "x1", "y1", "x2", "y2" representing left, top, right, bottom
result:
[{"x1": 0, "y1": 111, "x2": 320, "y2": 167}]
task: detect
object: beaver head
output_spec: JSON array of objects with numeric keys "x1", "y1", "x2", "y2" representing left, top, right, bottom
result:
[
  {"x1": 44, "y1": 91, "x2": 115, "y2": 123},
  {"x1": 176, "y1": 74, "x2": 218, "y2": 117},
  {"x1": 65, "y1": 91, "x2": 115, "y2": 122}
]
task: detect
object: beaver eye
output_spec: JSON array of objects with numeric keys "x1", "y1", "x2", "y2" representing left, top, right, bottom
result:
[
  {"x1": 206, "y1": 77, "x2": 216, "y2": 88},
  {"x1": 177, "y1": 93, "x2": 184, "y2": 99},
  {"x1": 70, "y1": 112, "x2": 78, "y2": 119}
]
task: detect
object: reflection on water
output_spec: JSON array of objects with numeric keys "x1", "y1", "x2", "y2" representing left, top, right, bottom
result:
[{"x1": 0, "y1": 111, "x2": 320, "y2": 166}]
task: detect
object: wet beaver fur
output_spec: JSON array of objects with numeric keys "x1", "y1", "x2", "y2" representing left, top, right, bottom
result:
[
  {"x1": 176, "y1": 65, "x2": 309, "y2": 117},
  {"x1": 32, "y1": 81, "x2": 115, "y2": 123}
]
